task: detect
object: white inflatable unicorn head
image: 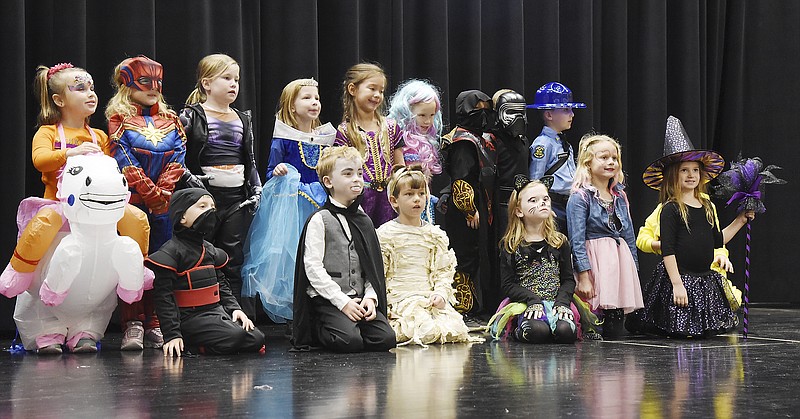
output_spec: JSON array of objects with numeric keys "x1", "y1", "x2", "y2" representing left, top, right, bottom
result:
[{"x1": 56, "y1": 153, "x2": 130, "y2": 225}]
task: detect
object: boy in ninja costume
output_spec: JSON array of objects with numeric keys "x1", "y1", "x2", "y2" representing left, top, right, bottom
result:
[
  {"x1": 440, "y1": 90, "x2": 498, "y2": 315},
  {"x1": 146, "y1": 188, "x2": 265, "y2": 356}
]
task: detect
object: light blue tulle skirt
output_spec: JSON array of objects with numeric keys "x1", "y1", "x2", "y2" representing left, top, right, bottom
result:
[{"x1": 242, "y1": 164, "x2": 326, "y2": 323}]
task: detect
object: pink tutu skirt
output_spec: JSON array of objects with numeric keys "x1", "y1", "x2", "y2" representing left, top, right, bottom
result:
[{"x1": 580, "y1": 237, "x2": 643, "y2": 313}]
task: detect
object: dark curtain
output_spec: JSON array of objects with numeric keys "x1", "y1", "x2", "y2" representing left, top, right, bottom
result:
[{"x1": 2, "y1": 0, "x2": 798, "y2": 329}]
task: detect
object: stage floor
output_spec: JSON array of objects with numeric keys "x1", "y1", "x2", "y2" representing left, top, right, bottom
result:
[{"x1": 0, "y1": 307, "x2": 798, "y2": 418}]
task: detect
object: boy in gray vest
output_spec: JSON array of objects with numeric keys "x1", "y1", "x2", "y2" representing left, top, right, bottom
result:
[{"x1": 291, "y1": 146, "x2": 396, "y2": 352}]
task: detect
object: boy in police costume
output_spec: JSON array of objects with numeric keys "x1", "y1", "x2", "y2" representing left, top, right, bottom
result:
[{"x1": 527, "y1": 82, "x2": 587, "y2": 234}]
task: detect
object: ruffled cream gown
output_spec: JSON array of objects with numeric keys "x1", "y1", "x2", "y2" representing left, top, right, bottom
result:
[{"x1": 377, "y1": 220, "x2": 483, "y2": 346}]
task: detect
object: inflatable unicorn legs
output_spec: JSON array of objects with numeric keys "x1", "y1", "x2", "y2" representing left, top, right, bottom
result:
[{"x1": 9, "y1": 154, "x2": 147, "y2": 353}]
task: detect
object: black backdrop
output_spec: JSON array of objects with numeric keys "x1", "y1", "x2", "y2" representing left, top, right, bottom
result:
[{"x1": 2, "y1": 0, "x2": 798, "y2": 329}]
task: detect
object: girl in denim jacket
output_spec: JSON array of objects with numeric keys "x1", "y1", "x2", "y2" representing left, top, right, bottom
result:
[{"x1": 566, "y1": 134, "x2": 643, "y2": 339}]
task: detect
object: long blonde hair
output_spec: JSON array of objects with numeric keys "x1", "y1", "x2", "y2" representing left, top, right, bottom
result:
[
  {"x1": 34, "y1": 64, "x2": 91, "y2": 127},
  {"x1": 276, "y1": 78, "x2": 322, "y2": 130},
  {"x1": 660, "y1": 161, "x2": 716, "y2": 231},
  {"x1": 571, "y1": 134, "x2": 626, "y2": 194},
  {"x1": 105, "y1": 61, "x2": 175, "y2": 120},
  {"x1": 185, "y1": 54, "x2": 239, "y2": 105},
  {"x1": 340, "y1": 63, "x2": 389, "y2": 156},
  {"x1": 500, "y1": 180, "x2": 566, "y2": 253}
]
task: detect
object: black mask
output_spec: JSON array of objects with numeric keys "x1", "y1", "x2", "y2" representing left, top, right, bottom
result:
[
  {"x1": 455, "y1": 90, "x2": 495, "y2": 132},
  {"x1": 495, "y1": 91, "x2": 527, "y2": 138},
  {"x1": 190, "y1": 209, "x2": 217, "y2": 236}
]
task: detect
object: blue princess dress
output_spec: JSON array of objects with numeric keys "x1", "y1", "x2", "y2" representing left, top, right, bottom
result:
[{"x1": 242, "y1": 119, "x2": 335, "y2": 323}]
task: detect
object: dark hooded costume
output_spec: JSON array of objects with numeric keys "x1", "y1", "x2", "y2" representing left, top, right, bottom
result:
[
  {"x1": 440, "y1": 90, "x2": 498, "y2": 314},
  {"x1": 145, "y1": 188, "x2": 265, "y2": 354},
  {"x1": 291, "y1": 195, "x2": 395, "y2": 352}
]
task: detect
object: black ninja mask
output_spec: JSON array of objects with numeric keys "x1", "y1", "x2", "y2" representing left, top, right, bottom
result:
[
  {"x1": 455, "y1": 90, "x2": 496, "y2": 133},
  {"x1": 495, "y1": 90, "x2": 527, "y2": 138},
  {"x1": 190, "y1": 209, "x2": 217, "y2": 236}
]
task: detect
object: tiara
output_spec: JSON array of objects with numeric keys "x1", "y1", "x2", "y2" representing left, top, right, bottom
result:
[
  {"x1": 299, "y1": 78, "x2": 319, "y2": 87},
  {"x1": 47, "y1": 63, "x2": 74, "y2": 80}
]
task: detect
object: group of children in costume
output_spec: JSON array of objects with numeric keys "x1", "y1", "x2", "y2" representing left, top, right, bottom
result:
[{"x1": 0, "y1": 54, "x2": 755, "y2": 356}]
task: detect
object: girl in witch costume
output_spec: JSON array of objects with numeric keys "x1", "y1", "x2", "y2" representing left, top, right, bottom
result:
[
  {"x1": 488, "y1": 177, "x2": 578, "y2": 344},
  {"x1": 440, "y1": 90, "x2": 498, "y2": 315},
  {"x1": 335, "y1": 63, "x2": 405, "y2": 228},
  {"x1": 106, "y1": 55, "x2": 187, "y2": 350},
  {"x1": 633, "y1": 116, "x2": 753, "y2": 338},
  {"x1": 567, "y1": 134, "x2": 642, "y2": 340},
  {"x1": 146, "y1": 188, "x2": 265, "y2": 356},
  {"x1": 0, "y1": 63, "x2": 150, "y2": 354},
  {"x1": 242, "y1": 78, "x2": 336, "y2": 324},
  {"x1": 376, "y1": 165, "x2": 482, "y2": 346},
  {"x1": 181, "y1": 54, "x2": 262, "y2": 318}
]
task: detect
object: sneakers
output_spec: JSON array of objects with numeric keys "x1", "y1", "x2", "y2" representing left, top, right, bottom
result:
[
  {"x1": 144, "y1": 327, "x2": 164, "y2": 349},
  {"x1": 36, "y1": 344, "x2": 63, "y2": 355},
  {"x1": 121, "y1": 320, "x2": 145, "y2": 351},
  {"x1": 73, "y1": 338, "x2": 98, "y2": 353}
]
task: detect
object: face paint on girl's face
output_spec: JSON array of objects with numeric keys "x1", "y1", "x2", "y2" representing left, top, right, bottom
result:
[{"x1": 67, "y1": 73, "x2": 94, "y2": 92}]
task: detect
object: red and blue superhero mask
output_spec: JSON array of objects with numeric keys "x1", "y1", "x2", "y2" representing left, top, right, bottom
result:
[{"x1": 120, "y1": 56, "x2": 163, "y2": 93}]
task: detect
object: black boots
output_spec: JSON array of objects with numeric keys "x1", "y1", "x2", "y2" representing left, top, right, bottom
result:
[{"x1": 602, "y1": 308, "x2": 626, "y2": 340}]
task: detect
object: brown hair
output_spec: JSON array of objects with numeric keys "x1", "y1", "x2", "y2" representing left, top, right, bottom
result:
[
  {"x1": 660, "y1": 161, "x2": 716, "y2": 231},
  {"x1": 340, "y1": 63, "x2": 388, "y2": 155}
]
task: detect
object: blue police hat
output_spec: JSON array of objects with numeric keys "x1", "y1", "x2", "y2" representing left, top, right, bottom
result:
[{"x1": 526, "y1": 82, "x2": 587, "y2": 109}]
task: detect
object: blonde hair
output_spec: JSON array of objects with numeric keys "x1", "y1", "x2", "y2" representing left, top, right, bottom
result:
[
  {"x1": 341, "y1": 63, "x2": 389, "y2": 156},
  {"x1": 316, "y1": 146, "x2": 364, "y2": 194},
  {"x1": 500, "y1": 181, "x2": 565, "y2": 253},
  {"x1": 34, "y1": 65, "x2": 91, "y2": 126},
  {"x1": 660, "y1": 161, "x2": 716, "y2": 231},
  {"x1": 276, "y1": 78, "x2": 321, "y2": 130},
  {"x1": 185, "y1": 54, "x2": 239, "y2": 105},
  {"x1": 105, "y1": 61, "x2": 176, "y2": 120},
  {"x1": 571, "y1": 133, "x2": 625, "y2": 194}
]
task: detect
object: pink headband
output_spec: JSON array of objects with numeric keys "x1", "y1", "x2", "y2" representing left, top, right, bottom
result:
[{"x1": 47, "y1": 63, "x2": 74, "y2": 80}]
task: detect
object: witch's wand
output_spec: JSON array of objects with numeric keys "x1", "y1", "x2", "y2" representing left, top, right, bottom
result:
[{"x1": 714, "y1": 155, "x2": 786, "y2": 339}]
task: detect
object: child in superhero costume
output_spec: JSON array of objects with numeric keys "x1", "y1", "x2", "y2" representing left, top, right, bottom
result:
[
  {"x1": 106, "y1": 55, "x2": 187, "y2": 350},
  {"x1": 146, "y1": 188, "x2": 265, "y2": 356}
]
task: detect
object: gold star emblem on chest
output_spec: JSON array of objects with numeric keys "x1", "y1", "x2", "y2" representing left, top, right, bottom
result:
[{"x1": 136, "y1": 121, "x2": 167, "y2": 146}]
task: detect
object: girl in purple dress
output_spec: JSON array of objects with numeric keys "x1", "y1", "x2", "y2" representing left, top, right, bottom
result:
[{"x1": 335, "y1": 63, "x2": 405, "y2": 227}]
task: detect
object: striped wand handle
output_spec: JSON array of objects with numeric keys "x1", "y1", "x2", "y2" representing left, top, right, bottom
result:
[{"x1": 743, "y1": 220, "x2": 751, "y2": 339}]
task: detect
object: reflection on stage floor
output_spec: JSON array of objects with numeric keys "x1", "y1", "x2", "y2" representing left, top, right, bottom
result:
[{"x1": 0, "y1": 307, "x2": 798, "y2": 417}]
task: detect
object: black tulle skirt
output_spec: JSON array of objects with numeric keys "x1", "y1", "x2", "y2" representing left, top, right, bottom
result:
[{"x1": 634, "y1": 262, "x2": 737, "y2": 338}]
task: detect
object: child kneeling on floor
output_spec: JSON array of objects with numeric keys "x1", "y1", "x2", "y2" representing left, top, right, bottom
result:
[
  {"x1": 146, "y1": 188, "x2": 265, "y2": 356},
  {"x1": 291, "y1": 146, "x2": 396, "y2": 352}
]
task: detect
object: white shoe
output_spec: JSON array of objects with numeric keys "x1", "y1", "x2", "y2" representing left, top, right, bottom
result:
[
  {"x1": 144, "y1": 327, "x2": 164, "y2": 349},
  {"x1": 121, "y1": 321, "x2": 144, "y2": 351}
]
